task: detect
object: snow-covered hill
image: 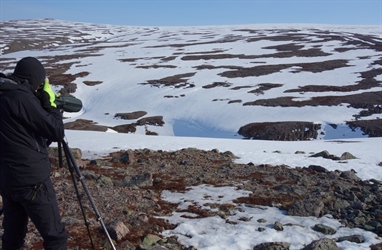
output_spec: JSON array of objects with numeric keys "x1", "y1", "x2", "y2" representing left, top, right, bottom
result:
[{"x1": 1, "y1": 18, "x2": 381, "y2": 140}]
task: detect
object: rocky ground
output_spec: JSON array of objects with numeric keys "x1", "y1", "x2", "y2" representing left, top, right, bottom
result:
[{"x1": 1, "y1": 146, "x2": 381, "y2": 249}]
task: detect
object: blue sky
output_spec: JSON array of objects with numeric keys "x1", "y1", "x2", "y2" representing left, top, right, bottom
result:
[{"x1": 0, "y1": 0, "x2": 381, "y2": 26}]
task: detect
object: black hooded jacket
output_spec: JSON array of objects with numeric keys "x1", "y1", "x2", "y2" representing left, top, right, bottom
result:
[{"x1": 0, "y1": 75, "x2": 64, "y2": 190}]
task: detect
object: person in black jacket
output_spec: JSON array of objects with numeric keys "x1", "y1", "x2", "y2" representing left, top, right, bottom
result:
[{"x1": 0, "y1": 57, "x2": 68, "y2": 249}]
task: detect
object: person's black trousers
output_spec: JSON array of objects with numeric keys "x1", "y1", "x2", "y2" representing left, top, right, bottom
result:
[{"x1": 1, "y1": 178, "x2": 68, "y2": 249}]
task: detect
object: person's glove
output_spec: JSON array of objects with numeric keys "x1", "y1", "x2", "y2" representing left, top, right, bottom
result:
[
  {"x1": 36, "y1": 78, "x2": 57, "y2": 109},
  {"x1": 42, "y1": 78, "x2": 57, "y2": 108}
]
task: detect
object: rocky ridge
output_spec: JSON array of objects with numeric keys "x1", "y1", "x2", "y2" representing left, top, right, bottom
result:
[{"x1": 1, "y1": 146, "x2": 380, "y2": 249}]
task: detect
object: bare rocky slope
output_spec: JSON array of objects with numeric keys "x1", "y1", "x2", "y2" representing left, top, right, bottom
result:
[{"x1": 0, "y1": 146, "x2": 380, "y2": 249}]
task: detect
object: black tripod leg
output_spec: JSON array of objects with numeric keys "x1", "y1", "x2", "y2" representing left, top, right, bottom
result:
[
  {"x1": 61, "y1": 141, "x2": 95, "y2": 249},
  {"x1": 61, "y1": 140, "x2": 116, "y2": 250},
  {"x1": 58, "y1": 140, "x2": 63, "y2": 168}
]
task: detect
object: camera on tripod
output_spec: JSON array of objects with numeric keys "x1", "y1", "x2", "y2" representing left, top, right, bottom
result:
[{"x1": 55, "y1": 95, "x2": 83, "y2": 112}]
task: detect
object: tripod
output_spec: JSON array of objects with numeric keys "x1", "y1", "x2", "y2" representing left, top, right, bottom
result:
[{"x1": 58, "y1": 139, "x2": 116, "y2": 250}]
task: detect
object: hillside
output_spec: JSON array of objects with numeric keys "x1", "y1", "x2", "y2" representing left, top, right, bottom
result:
[
  {"x1": 4, "y1": 145, "x2": 379, "y2": 249},
  {"x1": 0, "y1": 18, "x2": 381, "y2": 140},
  {"x1": 0, "y1": 19, "x2": 381, "y2": 249}
]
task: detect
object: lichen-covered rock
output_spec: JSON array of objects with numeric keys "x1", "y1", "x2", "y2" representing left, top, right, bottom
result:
[
  {"x1": 106, "y1": 221, "x2": 130, "y2": 241},
  {"x1": 302, "y1": 238, "x2": 339, "y2": 250},
  {"x1": 288, "y1": 198, "x2": 324, "y2": 217},
  {"x1": 312, "y1": 224, "x2": 337, "y2": 235},
  {"x1": 253, "y1": 242, "x2": 291, "y2": 250}
]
